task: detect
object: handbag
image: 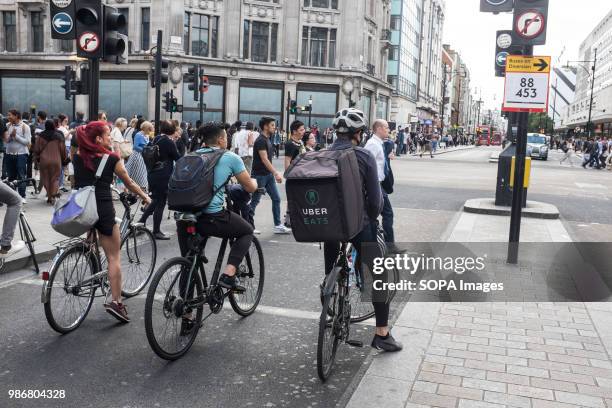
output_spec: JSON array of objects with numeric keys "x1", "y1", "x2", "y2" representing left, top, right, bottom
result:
[
  {"x1": 51, "y1": 154, "x2": 110, "y2": 237},
  {"x1": 118, "y1": 141, "x2": 133, "y2": 160}
]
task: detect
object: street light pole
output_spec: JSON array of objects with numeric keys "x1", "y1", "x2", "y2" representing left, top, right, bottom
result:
[
  {"x1": 550, "y1": 77, "x2": 558, "y2": 136},
  {"x1": 308, "y1": 95, "x2": 313, "y2": 128},
  {"x1": 587, "y1": 48, "x2": 598, "y2": 137}
]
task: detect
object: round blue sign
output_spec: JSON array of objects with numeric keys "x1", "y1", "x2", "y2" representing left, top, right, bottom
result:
[
  {"x1": 52, "y1": 12, "x2": 73, "y2": 35},
  {"x1": 496, "y1": 52, "x2": 509, "y2": 67}
]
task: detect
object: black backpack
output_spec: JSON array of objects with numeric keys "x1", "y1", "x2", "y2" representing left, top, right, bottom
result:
[
  {"x1": 285, "y1": 148, "x2": 364, "y2": 242},
  {"x1": 167, "y1": 149, "x2": 227, "y2": 212},
  {"x1": 142, "y1": 139, "x2": 160, "y2": 170}
]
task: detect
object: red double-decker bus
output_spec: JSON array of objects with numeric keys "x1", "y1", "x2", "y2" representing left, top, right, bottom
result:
[{"x1": 476, "y1": 126, "x2": 491, "y2": 146}]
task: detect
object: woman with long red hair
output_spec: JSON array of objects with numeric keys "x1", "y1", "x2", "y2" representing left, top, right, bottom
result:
[{"x1": 73, "y1": 121, "x2": 151, "y2": 323}]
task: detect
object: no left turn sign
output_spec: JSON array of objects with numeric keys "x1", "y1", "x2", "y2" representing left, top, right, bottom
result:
[
  {"x1": 78, "y1": 32, "x2": 100, "y2": 53},
  {"x1": 515, "y1": 10, "x2": 545, "y2": 39}
]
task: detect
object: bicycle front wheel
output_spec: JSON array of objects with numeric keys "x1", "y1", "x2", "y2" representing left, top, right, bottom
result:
[
  {"x1": 317, "y1": 267, "x2": 342, "y2": 381},
  {"x1": 229, "y1": 237, "x2": 264, "y2": 316},
  {"x1": 44, "y1": 244, "x2": 97, "y2": 334},
  {"x1": 121, "y1": 226, "x2": 157, "y2": 298},
  {"x1": 144, "y1": 258, "x2": 204, "y2": 360}
]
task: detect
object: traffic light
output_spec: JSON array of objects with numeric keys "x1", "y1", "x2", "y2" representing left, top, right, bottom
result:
[
  {"x1": 61, "y1": 66, "x2": 75, "y2": 100},
  {"x1": 151, "y1": 57, "x2": 169, "y2": 88},
  {"x1": 171, "y1": 97, "x2": 179, "y2": 113},
  {"x1": 184, "y1": 65, "x2": 199, "y2": 102},
  {"x1": 199, "y1": 73, "x2": 209, "y2": 94},
  {"x1": 301, "y1": 105, "x2": 312, "y2": 112},
  {"x1": 162, "y1": 92, "x2": 172, "y2": 112},
  {"x1": 290, "y1": 100, "x2": 297, "y2": 114},
  {"x1": 75, "y1": 0, "x2": 103, "y2": 59},
  {"x1": 102, "y1": 5, "x2": 128, "y2": 64}
]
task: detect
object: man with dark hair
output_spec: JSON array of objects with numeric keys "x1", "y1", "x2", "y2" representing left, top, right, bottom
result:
[
  {"x1": 70, "y1": 111, "x2": 86, "y2": 129},
  {"x1": 282, "y1": 120, "x2": 306, "y2": 228},
  {"x1": 249, "y1": 116, "x2": 291, "y2": 234},
  {"x1": 5, "y1": 109, "x2": 31, "y2": 202},
  {"x1": 176, "y1": 122, "x2": 257, "y2": 296}
]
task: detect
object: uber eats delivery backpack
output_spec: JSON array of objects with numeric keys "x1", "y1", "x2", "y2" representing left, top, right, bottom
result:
[
  {"x1": 285, "y1": 148, "x2": 364, "y2": 242},
  {"x1": 167, "y1": 149, "x2": 227, "y2": 212}
]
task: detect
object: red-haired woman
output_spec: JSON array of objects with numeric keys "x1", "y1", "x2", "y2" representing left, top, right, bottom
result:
[{"x1": 73, "y1": 121, "x2": 151, "y2": 323}]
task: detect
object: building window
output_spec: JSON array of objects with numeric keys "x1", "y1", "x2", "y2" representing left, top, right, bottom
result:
[
  {"x1": 31, "y1": 11, "x2": 44, "y2": 52},
  {"x1": 387, "y1": 75, "x2": 398, "y2": 88},
  {"x1": 390, "y1": 15, "x2": 401, "y2": 31},
  {"x1": 59, "y1": 40, "x2": 73, "y2": 52},
  {"x1": 304, "y1": 0, "x2": 338, "y2": 9},
  {"x1": 388, "y1": 45, "x2": 399, "y2": 61},
  {"x1": 243, "y1": 21, "x2": 278, "y2": 63},
  {"x1": 184, "y1": 12, "x2": 218, "y2": 57},
  {"x1": 301, "y1": 26, "x2": 337, "y2": 68},
  {"x1": 141, "y1": 8, "x2": 150, "y2": 50},
  {"x1": 3, "y1": 11, "x2": 16, "y2": 52}
]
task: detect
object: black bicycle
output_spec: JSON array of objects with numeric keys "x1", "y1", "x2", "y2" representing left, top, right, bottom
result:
[
  {"x1": 144, "y1": 188, "x2": 265, "y2": 360},
  {"x1": 318, "y1": 239, "x2": 398, "y2": 381},
  {"x1": 0, "y1": 178, "x2": 39, "y2": 274},
  {"x1": 42, "y1": 189, "x2": 157, "y2": 334}
]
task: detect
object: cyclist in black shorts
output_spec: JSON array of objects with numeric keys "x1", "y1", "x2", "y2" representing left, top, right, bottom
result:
[{"x1": 324, "y1": 108, "x2": 402, "y2": 352}]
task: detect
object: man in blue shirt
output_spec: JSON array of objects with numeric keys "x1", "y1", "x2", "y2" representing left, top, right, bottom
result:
[{"x1": 176, "y1": 122, "x2": 257, "y2": 291}]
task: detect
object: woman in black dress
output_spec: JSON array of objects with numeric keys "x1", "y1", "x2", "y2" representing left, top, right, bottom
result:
[
  {"x1": 138, "y1": 120, "x2": 180, "y2": 240},
  {"x1": 73, "y1": 122, "x2": 151, "y2": 323}
]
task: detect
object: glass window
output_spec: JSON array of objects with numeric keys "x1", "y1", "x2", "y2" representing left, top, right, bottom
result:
[
  {"x1": 305, "y1": 0, "x2": 338, "y2": 8},
  {"x1": 211, "y1": 16, "x2": 218, "y2": 58},
  {"x1": 192, "y1": 14, "x2": 209, "y2": 57},
  {"x1": 3, "y1": 11, "x2": 16, "y2": 52},
  {"x1": 295, "y1": 88, "x2": 338, "y2": 129},
  {"x1": 302, "y1": 27, "x2": 336, "y2": 68},
  {"x1": 182, "y1": 80, "x2": 224, "y2": 124},
  {"x1": 388, "y1": 45, "x2": 399, "y2": 61},
  {"x1": 243, "y1": 20, "x2": 250, "y2": 59},
  {"x1": 239, "y1": 84, "x2": 282, "y2": 125},
  {"x1": 2, "y1": 77, "x2": 72, "y2": 116},
  {"x1": 98, "y1": 79, "x2": 148, "y2": 120},
  {"x1": 31, "y1": 12, "x2": 44, "y2": 52},
  {"x1": 390, "y1": 15, "x2": 401, "y2": 30},
  {"x1": 251, "y1": 21, "x2": 269, "y2": 63},
  {"x1": 184, "y1": 12, "x2": 191, "y2": 54},
  {"x1": 270, "y1": 23, "x2": 278, "y2": 63},
  {"x1": 118, "y1": 8, "x2": 129, "y2": 35},
  {"x1": 141, "y1": 8, "x2": 150, "y2": 51},
  {"x1": 376, "y1": 96, "x2": 389, "y2": 120},
  {"x1": 362, "y1": 93, "x2": 372, "y2": 122}
]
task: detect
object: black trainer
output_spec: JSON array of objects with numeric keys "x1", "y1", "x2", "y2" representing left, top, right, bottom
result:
[
  {"x1": 371, "y1": 332, "x2": 403, "y2": 352},
  {"x1": 218, "y1": 274, "x2": 245, "y2": 293}
]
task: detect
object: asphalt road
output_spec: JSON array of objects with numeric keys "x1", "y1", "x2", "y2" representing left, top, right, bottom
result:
[{"x1": 1, "y1": 146, "x2": 611, "y2": 408}]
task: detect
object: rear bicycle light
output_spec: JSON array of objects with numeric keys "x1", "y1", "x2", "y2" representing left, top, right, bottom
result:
[
  {"x1": 42, "y1": 271, "x2": 49, "y2": 281},
  {"x1": 186, "y1": 225, "x2": 197, "y2": 235}
]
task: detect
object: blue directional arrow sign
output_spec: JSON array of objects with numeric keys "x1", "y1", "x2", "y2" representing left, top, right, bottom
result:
[
  {"x1": 496, "y1": 52, "x2": 509, "y2": 67},
  {"x1": 52, "y1": 12, "x2": 73, "y2": 35}
]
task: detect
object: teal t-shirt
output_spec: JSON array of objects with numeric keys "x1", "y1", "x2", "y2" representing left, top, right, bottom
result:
[{"x1": 196, "y1": 147, "x2": 246, "y2": 214}]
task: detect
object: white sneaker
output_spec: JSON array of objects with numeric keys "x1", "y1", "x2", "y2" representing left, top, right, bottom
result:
[
  {"x1": 21, "y1": 198, "x2": 27, "y2": 205},
  {"x1": 253, "y1": 229, "x2": 261, "y2": 235},
  {"x1": 0, "y1": 240, "x2": 25, "y2": 258},
  {"x1": 273, "y1": 225, "x2": 292, "y2": 234}
]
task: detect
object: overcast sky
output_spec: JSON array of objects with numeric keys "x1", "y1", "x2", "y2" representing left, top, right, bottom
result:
[{"x1": 442, "y1": 0, "x2": 612, "y2": 111}]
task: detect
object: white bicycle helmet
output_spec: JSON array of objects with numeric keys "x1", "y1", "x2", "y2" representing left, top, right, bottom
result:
[{"x1": 332, "y1": 108, "x2": 368, "y2": 134}]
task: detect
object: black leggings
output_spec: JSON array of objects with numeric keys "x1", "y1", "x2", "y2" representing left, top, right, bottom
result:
[
  {"x1": 323, "y1": 223, "x2": 390, "y2": 328},
  {"x1": 177, "y1": 210, "x2": 254, "y2": 268},
  {"x1": 140, "y1": 193, "x2": 167, "y2": 234}
]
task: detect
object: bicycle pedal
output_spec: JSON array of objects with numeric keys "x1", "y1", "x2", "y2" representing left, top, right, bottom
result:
[{"x1": 346, "y1": 339, "x2": 363, "y2": 348}]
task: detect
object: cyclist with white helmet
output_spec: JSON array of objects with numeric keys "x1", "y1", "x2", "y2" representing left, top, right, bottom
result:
[{"x1": 324, "y1": 108, "x2": 403, "y2": 352}]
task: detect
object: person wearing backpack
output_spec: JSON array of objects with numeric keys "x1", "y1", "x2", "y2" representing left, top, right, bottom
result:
[
  {"x1": 138, "y1": 120, "x2": 180, "y2": 240},
  {"x1": 323, "y1": 108, "x2": 402, "y2": 352},
  {"x1": 73, "y1": 122, "x2": 151, "y2": 322},
  {"x1": 174, "y1": 122, "x2": 257, "y2": 297}
]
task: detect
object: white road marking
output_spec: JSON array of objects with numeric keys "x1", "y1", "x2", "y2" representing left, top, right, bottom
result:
[
  {"x1": 0, "y1": 275, "x2": 41, "y2": 289},
  {"x1": 575, "y1": 183, "x2": 608, "y2": 190}
]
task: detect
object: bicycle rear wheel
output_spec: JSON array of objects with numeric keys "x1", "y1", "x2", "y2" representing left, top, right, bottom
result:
[
  {"x1": 229, "y1": 237, "x2": 264, "y2": 316},
  {"x1": 120, "y1": 226, "x2": 157, "y2": 298},
  {"x1": 317, "y1": 267, "x2": 342, "y2": 381},
  {"x1": 144, "y1": 258, "x2": 204, "y2": 360},
  {"x1": 43, "y1": 244, "x2": 97, "y2": 334}
]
